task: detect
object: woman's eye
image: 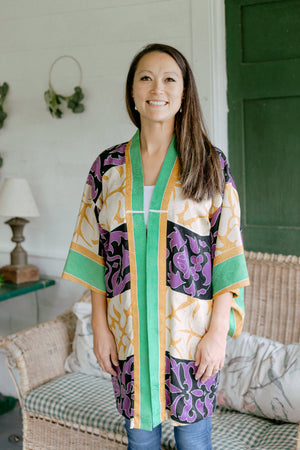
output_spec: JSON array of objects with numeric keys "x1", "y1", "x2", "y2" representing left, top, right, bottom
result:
[
  {"x1": 141, "y1": 76, "x2": 151, "y2": 81},
  {"x1": 166, "y1": 77, "x2": 176, "y2": 82}
]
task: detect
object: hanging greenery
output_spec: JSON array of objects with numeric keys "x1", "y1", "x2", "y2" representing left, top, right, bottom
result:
[
  {"x1": 44, "y1": 85, "x2": 84, "y2": 118},
  {"x1": 0, "y1": 82, "x2": 9, "y2": 129},
  {"x1": 44, "y1": 56, "x2": 85, "y2": 118}
]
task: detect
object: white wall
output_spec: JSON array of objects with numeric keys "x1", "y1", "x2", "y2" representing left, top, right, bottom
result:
[{"x1": 0, "y1": 0, "x2": 227, "y2": 395}]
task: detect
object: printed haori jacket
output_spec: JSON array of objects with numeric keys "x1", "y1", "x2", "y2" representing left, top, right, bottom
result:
[{"x1": 62, "y1": 130, "x2": 250, "y2": 430}]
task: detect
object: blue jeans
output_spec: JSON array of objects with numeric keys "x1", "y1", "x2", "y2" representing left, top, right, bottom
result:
[{"x1": 125, "y1": 417, "x2": 212, "y2": 450}]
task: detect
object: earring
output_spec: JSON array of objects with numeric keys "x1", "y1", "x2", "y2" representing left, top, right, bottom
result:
[
  {"x1": 179, "y1": 106, "x2": 182, "y2": 113},
  {"x1": 134, "y1": 105, "x2": 137, "y2": 111}
]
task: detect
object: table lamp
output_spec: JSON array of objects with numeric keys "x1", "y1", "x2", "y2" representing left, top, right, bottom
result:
[{"x1": 0, "y1": 177, "x2": 40, "y2": 284}]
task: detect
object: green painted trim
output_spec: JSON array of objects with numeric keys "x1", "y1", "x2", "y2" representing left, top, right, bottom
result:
[
  {"x1": 64, "y1": 249, "x2": 106, "y2": 291},
  {"x1": 239, "y1": 0, "x2": 283, "y2": 6},
  {"x1": 243, "y1": 227, "x2": 300, "y2": 255},
  {"x1": 231, "y1": 61, "x2": 300, "y2": 99},
  {"x1": 212, "y1": 254, "x2": 248, "y2": 296}
]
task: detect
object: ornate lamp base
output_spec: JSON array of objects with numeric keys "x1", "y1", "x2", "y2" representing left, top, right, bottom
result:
[
  {"x1": 0, "y1": 217, "x2": 39, "y2": 284},
  {"x1": 0, "y1": 264, "x2": 39, "y2": 284}
]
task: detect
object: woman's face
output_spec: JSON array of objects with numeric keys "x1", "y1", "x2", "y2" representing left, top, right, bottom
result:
[{"x1": 132, "y1": 51, "x2": 184, "y2": 129}]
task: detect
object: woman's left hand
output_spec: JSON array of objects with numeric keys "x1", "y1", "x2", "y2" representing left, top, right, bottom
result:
[
  {"x1": 194, "y1": 291, "x2": 233, "y2": 383},
  {"x1": 194, "y1": 328, "x2": 227, "y2": 383}
]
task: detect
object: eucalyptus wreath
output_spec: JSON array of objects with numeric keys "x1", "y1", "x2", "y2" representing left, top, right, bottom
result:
[
  {"x1": 44, "y1": 56, "x2": 85, "y2": 118},
  {"x1": 0, "y1": 82, "x2": 9, "y2": 130}
]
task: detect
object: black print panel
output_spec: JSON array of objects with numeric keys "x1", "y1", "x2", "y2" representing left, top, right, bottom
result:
[
  {"x1": 100, "y1": 142, "x2": 127, "y2": 176},
  {"x1": 111, "y1": 356, "x2": 134, "y2": 420},
  {"x1": 166, "y1": 221, "x2": 212, "y2": 300},
  {"x1": 87, "y1": 143, "x2": 127, "y2": 203},
  {"x1": 100, "y1": 223, "x2": 131, "y2": 299},
  {"x1": 215, "y1": 147, "x2": 236, "y2": 186},
  {"x1": 165, "y1": 352, "x2": 219, "y2": 424}
]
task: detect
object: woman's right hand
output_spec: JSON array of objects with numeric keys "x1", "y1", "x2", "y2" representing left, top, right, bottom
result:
[
  {"x1": 93, "y1": 327, "x2": 119, "y2": 377},
  {"x1": 91, "y1": 290, "x2": 119, "y2": 377}
]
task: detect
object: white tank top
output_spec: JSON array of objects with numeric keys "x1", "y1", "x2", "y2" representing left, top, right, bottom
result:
[{"x1": 144, "y1": 185, "x2": 155, "y2": 228}]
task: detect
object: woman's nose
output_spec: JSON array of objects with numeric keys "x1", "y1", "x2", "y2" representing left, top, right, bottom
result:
[{"x1": 151, "y1": 79, "x2": 163, "y2": 92}]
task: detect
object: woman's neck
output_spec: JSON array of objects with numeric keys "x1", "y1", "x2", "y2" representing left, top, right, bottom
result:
[{"x1": 139, "y1": 121, "x2": 174, "y2": 156}]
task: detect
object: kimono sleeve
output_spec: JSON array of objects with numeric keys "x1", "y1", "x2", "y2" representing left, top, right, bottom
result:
[
  {"x1": 62, "y1": 157, "x2": 106, "y2": 294},
  {"x1": 210, "y1": 153, "x2": 250, "y2": 337}
]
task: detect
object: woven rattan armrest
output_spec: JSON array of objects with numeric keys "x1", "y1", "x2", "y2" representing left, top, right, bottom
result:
[{"x1": 2, "y1": 308, "x2": 76, "y2": 399}]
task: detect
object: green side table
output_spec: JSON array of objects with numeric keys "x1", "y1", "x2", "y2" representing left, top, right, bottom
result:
[
  {"x1": 0, "y1": 394, "x2": 16, "y2": 416},
  {"x1": 0, "y1": 278, "x2": 55, "y2": 323}
]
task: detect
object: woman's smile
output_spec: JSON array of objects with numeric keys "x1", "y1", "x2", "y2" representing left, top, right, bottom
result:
[{"x1": 147, "y1": 100, "x2": 168, "y2": 106}]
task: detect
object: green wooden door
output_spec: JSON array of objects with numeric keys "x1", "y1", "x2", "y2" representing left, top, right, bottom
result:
[{"x1": 225, "y1": 0, "x2": 300, "y2": 255}]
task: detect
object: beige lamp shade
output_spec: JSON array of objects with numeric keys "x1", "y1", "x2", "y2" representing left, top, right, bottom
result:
[{"x1": 0, "y1": 177, "x2": 39, "y2": 218}]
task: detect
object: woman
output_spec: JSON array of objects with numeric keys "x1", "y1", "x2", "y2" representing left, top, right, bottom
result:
[{"x1": 63, "y1": 43, "x2": 249, "y2": 449}]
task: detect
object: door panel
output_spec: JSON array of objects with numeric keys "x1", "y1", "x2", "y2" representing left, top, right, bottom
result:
[
  {"x1": 244, "y1": 96, "x2": 300, "y2": 228},
  {"x1": 225, "y1": 0, "x2": 300, "y2": 255},
  {"x1": 241, "y1": 1, "x2": 300, "y2": 63}
]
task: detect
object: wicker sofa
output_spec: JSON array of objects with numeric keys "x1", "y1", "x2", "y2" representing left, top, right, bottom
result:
[{"x1": 2, "y1": 251, "x2": 300, "y2": 449}]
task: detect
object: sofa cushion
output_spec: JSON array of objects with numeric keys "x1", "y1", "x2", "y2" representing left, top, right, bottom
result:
[
  {"x1": 218, "y1": 332, "x2": 300, "y2": 423},
  {"x1": 213, "y1": 407, "x2": 298, "y2": 450},
  {"x1": 23, "y1": 372, "x2": 298, "y2": 449},
  {"x1": 23, "y1": 372, "x2": 176, "y2": 449},
  {"x1": 64, "y1": 295, "x2": 110, "y2": 379}
]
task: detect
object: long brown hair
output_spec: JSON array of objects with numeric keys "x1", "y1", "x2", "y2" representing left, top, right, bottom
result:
[{"x1": 125, "y1": 43, "x2": 223, "y2": 202}]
